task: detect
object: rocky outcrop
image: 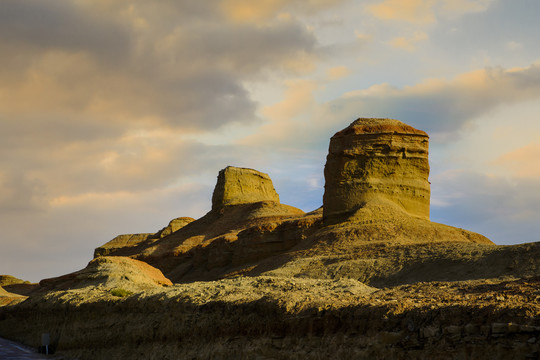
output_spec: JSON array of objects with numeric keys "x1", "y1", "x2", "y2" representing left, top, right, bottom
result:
[
  {"x1": 323, "y1": 118, "x2": 430, "y2": 222},
  {"x1": 92, "y1": 167, "x2": 305, "y2": 282},
  {"x1": 1, "y1": 275, "x2": 538, "y2": 360},
  {"x1": 89, "y1": 120, "x2": 494, "y2": 284},
  {"x1": 94, "y1": 217, "x2": 195, "y2": 257},
  {"x1": 156, "y1": 217, "x2": 194, "y2": 238},
  {"x1": 0, "y1": 275, "x2": 37, "y2": 296},
  {"x1": 0, "y1": 286, "x2": 26, "y2": 307},
  {"x1": 0, "y1": 275, "x2": 29, "y2": 287},
  {"x1": 39, "y1": 256, "x2": 172, "y2": 293},
  {"x1": 211, "y1": 166, "x2": 280, "y2": 210}
]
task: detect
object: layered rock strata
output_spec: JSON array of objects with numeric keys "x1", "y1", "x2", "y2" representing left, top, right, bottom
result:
[
  {"x1": 212, "y1": 166, "x2": 280, "y2": 209},
  {"x1": 94, "y1": 217, "x2": 195, "y2": 258},
  {"x1": 323, "y1": 118, "x2": 430, "y2": 222},
  {"x1": 93, "y1": 166, "x2": 305, "y2": 282}
]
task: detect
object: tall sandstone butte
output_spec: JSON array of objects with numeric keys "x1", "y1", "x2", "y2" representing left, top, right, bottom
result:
[
  {"x1": 212, "y1": 166, "x2": 280, "y2": 209},
  {"x1": 323, "y1": 118, "x2": 430, "y2": 221}
]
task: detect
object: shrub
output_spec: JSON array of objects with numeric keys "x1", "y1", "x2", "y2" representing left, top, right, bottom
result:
[{"x1": 110, "y1": 288, "x2": 133, "y2": 298}]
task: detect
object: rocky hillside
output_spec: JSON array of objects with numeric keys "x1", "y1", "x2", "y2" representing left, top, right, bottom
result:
[{"x1": 0, "y1": 118, "x2": 538, "y2": 359}]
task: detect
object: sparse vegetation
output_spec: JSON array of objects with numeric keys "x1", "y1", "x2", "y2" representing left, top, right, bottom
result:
[{"x1": 110, "y1": 288, "x2": 133, "y2": 298}]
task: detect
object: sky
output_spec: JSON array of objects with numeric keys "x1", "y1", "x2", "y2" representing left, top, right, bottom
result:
[{"x1": 1, "y1": 0, "x2": 540, "y2": 282}]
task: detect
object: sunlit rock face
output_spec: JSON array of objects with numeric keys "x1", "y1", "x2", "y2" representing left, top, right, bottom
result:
[
  {"x1": 323, "y1": 118, "x2": 430, "y2": 222},
  {"x1": 211, "y1": 166, "x2": 280, "y2": 210}
]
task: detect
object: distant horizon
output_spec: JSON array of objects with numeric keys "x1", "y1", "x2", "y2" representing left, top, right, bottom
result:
[{"x1": 2, "y1": 0, "x2": 540, "y2": 283}]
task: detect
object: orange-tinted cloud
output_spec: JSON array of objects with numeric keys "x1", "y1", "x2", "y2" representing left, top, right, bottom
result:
[
  {"x1": 334, "y1": 62, "x2": 540, "y2": 138},
  {"x1": 326, "y1": 66, "x2": 351, "y2": 80},
  {"x1": 221, "y1": 0, "x2": 345, "y2": 23},
  {"x1": 220, "y1": 0, "x2": 289, "y2": 23},
  {"x1": 366, "y1": 0, "x2": 493, "y2": 24},
  {"x1": 367, "y1": 0, "x2": 437, "y2": 24},
  {"x1": 389, "y1": 31, "x2": 428, "y2": 51},
  {"x1": 494, "y1": 140, "x2": 540, "y2": 178}
]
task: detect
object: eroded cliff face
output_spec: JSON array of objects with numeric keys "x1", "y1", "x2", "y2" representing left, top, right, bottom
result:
[
  {"x1": 323, "y1": 118, "x2": 430, "y2": 222},
  {"x1": 212, "y1": 166, "x2": 280, "y2": 209}
]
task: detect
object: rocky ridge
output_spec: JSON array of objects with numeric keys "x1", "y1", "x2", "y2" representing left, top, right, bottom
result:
[
  {"x1": 94, "y1": 217, "x2": 195, "y2": 258},
  {"x1": 0, "y1": 118, "x2": 538, "y2": 359}
]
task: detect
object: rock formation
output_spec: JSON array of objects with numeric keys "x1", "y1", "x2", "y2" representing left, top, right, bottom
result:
[
  {"x1": 211, "y1": 166, "x2": 280, "y2": 209},
  {"x1": 0, "y1": 275, "x2": 29, "y2": 287},
  {"x1": 90, "y1": 124, "x2": 492, "y2": 283},
  {"x1": 39, "y1": 256, "x2": 172, "y2": 292},
  {"x1": 4, "y1": 117, "x2": 540, "y2": 360},
  {"x1": 92, "y1": 166, "x2": 305, "y2": 281},
  {"x1": 157, "y1": 217, "x2": 194, "y2": 238},
  {"x1": 323, "y1": 118, "x2": 430, "y2": 222},
  {"x1": 94, "y1": 217, "x2": 195, "y2": 257},
  {"x1": 0, "y1": 275, "x2": 37, "y2": 296},
  {"x1": 0, "y1": 284, "x2": 26, "y2": 307}
]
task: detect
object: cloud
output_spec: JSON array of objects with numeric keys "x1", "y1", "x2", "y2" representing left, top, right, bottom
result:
[
  {"x1": 440, "y1": 0, "x2": 493, "y2": 15},
  {"x1": 389, "y1": 31, "x2": 428, "y2": 51},
  {"x1": 0, "y1": 181, "x2": 213, "y2": 282},
  {"x1": 0, "y1": 0, "x2": 130, "y2": 60},
  {"x1": 221, "y1": 0, "x2": 346, "y2": 23},
  {"x1": 0, "y1": 0, "x2": 327, "y2": 134},
  {"x1": 505, "y1": 41, "x2": 523, "y2": 51},
  {"x1": 494, "y1": 139, "x2": 540, "y2": 178},
  {"x1": 242, "y1": 79, "x2": 322, "y2": 149},
  {"x1": 431, "y1": 170, "x2": 540, "y2": 245},
  {"x1": 332, "y1": 62, "x2": 540, "y2": 139},
  {"x1": 366, "y1": 0, "x2": 494, "y2": 24},
  {"x1": 0, "y1": 171, "x2": 47, "y2": 212},
  {"x1": 367, "y1": 0, "x2": 437, "y2": 24},
  {"x1": 0, "y1": 0, "x2": 347, "y2": 217},
  {"x1": 326, "y1": 66, "x2": 351, "y2": 80},
  {"x1": 239, "y1": 61, "x2": 540, "y2": 165}
]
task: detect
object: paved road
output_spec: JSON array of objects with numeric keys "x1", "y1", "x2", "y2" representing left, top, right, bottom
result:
[{"x1": 0, "y1": 337, "x2": 51, "y2": 359}]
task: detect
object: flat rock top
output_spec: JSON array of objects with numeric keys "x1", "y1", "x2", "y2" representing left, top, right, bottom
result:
[
  {"x1": 212, "y1": 166, "x2": 280, "y2": 209},
  {"x1": 334, "y1": 118, "x2": 428, "y2": 137}
]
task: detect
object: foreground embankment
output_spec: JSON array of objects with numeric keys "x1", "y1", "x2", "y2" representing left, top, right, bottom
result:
[{"x1": 1, "y1": 276, "x2": 539, "y2": 360}]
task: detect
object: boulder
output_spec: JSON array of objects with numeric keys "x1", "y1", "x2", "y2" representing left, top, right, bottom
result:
[
  {"x1": 323, "y1": 118, "x2": 430, "y2": 222},
  {"x1": 212, "y1": 166, "x2": 280, "y2": 210}
]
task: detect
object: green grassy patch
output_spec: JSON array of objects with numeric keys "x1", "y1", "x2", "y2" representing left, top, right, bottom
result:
[{"x1": 110, "y1": 288, "x2": 133, "y2": 298}]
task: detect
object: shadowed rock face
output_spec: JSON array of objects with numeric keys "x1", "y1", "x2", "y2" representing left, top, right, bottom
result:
[
  {"x1": 323, "y1": 118, "x2": 430, "y2": 222},
  {"x1": 94, "y1": 217, "x2": 195, "y2": 258},
  {"x1": 212, "y1": 166, "x2": 280, "y2": 210}
]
